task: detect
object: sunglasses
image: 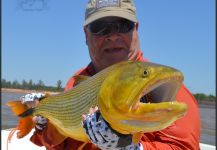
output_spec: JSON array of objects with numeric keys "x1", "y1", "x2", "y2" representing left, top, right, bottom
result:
[{"x1": 88, "y1": 19, "x2": 136, "y2": 36}]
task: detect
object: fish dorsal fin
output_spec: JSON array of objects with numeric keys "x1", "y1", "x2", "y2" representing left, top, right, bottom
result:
[{"x1": 73, "y1": 75, "x2": 89, "y2": 86}]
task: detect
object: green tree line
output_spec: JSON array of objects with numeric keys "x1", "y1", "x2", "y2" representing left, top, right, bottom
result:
[
  {"x1": 1, "y1": 78, "x2": 64, "y2": 92},
  {"x1": 193, "y1": 93, "x2": 215, "y2": 102},
  {"x1": 1, "y1": 78, "x2": 215, "y2": 102}
]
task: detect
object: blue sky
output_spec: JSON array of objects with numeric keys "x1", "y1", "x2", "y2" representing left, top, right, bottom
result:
[{"x1": 2, "y1": 0, "x2": 215, "y2": 95}]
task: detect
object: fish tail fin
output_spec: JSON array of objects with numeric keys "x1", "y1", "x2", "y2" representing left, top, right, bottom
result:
[
  {"x1": 7, "y1": 100, "x2": 30, "y2": 116},
  {"x1": 6, "y1": 101, "x2": 35, "y2": 138},
  {"x1": 16, "y1": 116, "x2": 35, "y2": 138},
  {"x1": 7, "y1": 117, "x2": 35, "y2": 150}
]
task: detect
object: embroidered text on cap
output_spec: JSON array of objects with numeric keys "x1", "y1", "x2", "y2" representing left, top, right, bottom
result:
[{"x1": 96, "y1": 0, "x2": 120, "y2": 9}]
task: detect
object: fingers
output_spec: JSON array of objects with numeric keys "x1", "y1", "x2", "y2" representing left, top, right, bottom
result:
[
  {"x1": 81, "y1": 107, "x2": 141, "y2": 150},
  {"x1": 82, "y1": 110, "x2": 120, "y2": 149},
  {"x1": 82, "y1": 106, "x2": 98, "y2": 120},
  {"x1": 82, "y1": 106, "x2": 100, "y2": 143},
  {"x1": 20, "y1": 93, "x2": 45, "y2": 108},
  {"x1": 91, "y1": 116, "x2": 107, "y2": 144},
  {"x1": 82, "y1": 107, "x2": 110, "y2": 144},
  {"x1": 84, "y1": 113, "x2": 98, "y2": 143},
  {"x1": 36, "y1": 116, "x2": 48, "y2": 124},
  {"x1": 89, "y1": 106, "x2": 98, "y2": 114},
  {"x1": 32, "y1": 116, "x2": 38, "y2": 123},
  {"x1": 25, "y1": 100, "x2": 40, "y2": 108},
  {"x1": 33, "y1": 115, "x2": 48, "y2": 130}
]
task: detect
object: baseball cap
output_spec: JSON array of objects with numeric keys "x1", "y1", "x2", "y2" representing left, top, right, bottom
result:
[{"x1": 84, "y1": 0, "x2": 138, "y2": 26}]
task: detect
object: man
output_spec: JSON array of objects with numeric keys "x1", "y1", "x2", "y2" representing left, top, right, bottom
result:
[{"x1": 21, "y1": 0, "x2": 200, "y2": 149}]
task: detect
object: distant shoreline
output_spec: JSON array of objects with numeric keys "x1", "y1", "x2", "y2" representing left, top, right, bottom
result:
[
  {"x1": 1, "y1": 88, "x2": 60, "y2": 95},
  {"x1": 1, "y1": 88, "x2": 215, "y2": 107}
]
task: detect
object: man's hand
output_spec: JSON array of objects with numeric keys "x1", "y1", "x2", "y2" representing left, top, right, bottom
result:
[
  {"x1": 33, "y1": 115, "x2": 48, "y2": 130},
  {"x1": 21, "y1": 93, "x2": 45, "y2": 108},
  {"x1": 21, "y1": 93, "x2": 48, "y2": 130},
  {"x1": 82, "y1": 107, "x2": 143, "y2": 150}
]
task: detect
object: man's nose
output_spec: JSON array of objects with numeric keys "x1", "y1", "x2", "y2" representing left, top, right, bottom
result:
[{"x1": 105, "y1": 33, "x2": 121, "y2": 42}]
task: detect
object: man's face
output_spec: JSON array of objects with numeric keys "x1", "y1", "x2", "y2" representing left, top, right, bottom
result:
[{"x1": 84, "y1": 17, "x2": 140, "y2": 72}]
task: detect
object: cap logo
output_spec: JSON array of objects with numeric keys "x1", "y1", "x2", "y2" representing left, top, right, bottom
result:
[{"x1": 96, "y1": 0, "x2": 120, "y2": 9}]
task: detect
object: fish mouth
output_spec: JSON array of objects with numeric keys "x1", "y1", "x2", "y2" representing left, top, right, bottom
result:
[
  {"x1": 135, "y1": 78, "x2": 182, "y2": 108},
  {"x1": 118, "y1": 77, "x2": 186, "y2": 133}
]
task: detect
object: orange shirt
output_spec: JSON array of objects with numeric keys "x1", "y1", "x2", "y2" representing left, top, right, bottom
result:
[{"x1": 30, "y1": 51, "x2": 200, "y2": 150}]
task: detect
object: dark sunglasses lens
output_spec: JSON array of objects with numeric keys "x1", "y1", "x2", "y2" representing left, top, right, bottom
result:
[
  {"x1": 89, "y1": 19, "x2": 135, "y2": 35},
  {"x1": 119, "y1": 20, "x2": 135, "y2": 33},
  {"x1": 88, "y1": 20, "x2": 107, "y2": 34}
]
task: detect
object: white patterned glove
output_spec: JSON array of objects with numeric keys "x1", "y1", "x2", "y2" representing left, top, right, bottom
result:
[
  {"x1": 34, "y1": 115, "x2": 48, "y2": 130},
  {"x1": 82, "y1": 111, "x2": 143, "y2": 150},
  {"x1": 20, "y1": 93, "x2": 45, "y2": 104},
  {"x1": 20, "y1": 93, "x2": 47, "y2": 130}
]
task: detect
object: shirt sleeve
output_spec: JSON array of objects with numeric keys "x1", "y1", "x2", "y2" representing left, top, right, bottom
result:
[{"x1": 64, "y1": 67, "x2": 89, "y2": 91}]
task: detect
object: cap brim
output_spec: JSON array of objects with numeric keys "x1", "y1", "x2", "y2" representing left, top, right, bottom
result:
[{"x1": 84, "y1": 10, "x2": 137, "y2": 26}]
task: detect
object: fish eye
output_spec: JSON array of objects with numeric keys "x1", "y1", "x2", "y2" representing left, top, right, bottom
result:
[{"x1": 143, "y1": 70, "x2": 149, "y2": 77}]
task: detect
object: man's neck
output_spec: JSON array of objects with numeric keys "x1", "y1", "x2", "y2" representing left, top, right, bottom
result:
[{"x1": 92, "y1": 50, "x2": 142, "y2": 73}]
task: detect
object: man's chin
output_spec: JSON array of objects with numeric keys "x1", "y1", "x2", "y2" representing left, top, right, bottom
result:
[
  {"x1": 103, "y1": 49, "x2": 128, "y2": 61},
  {"x1": 104, "y1": 48, "x2": 126, "y2": 54},
  {"x1": 105, "y1": 58, "x2": 128, "y2": 67}
]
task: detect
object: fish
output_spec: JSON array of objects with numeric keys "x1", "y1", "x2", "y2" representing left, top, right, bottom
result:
[{"x1": 7, "y1": 60, "x2": 187, "y2": 145}]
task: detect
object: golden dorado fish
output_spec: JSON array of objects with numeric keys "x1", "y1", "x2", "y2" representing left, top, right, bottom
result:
[{"x1": 7, "y1": 61, "x2": 187, "y2": 144}]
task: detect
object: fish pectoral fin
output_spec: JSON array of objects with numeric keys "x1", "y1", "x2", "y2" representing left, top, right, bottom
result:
[
  {"x1": 42, "y1": 122, "x2": 67, "y2": 146},
  {"x1": 132, "y1": 132, "x2": 143, "y2": 144},
  {"x1": 73, "y1": 75, "x2": 89, "y2": 86}
]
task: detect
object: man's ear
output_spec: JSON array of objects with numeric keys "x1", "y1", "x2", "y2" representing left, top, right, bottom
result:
[
  {"x1": 136, "y1": 22, "x2": 139, "y2": 31},
  {"x1": 84, "y1": 27, "x2": 88, "y2": 45}
]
